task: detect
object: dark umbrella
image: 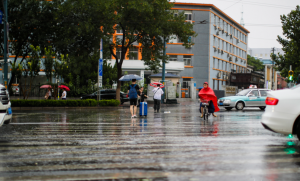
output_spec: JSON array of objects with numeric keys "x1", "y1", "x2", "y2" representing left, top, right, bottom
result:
[{"x1": 119, "y1": 74, "x2": 142, "y2": 81}]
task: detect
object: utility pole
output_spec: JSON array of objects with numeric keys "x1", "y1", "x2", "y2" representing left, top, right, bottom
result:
[
  {"x1": 3, "y1": 0, "x2": 8, "y2": 88},
  {"x1": 161, "y1": 38, "x2": 166, "y2": 104},
  {"x1": 270, "y1": 47, "x2": 276, "y2": 90}
]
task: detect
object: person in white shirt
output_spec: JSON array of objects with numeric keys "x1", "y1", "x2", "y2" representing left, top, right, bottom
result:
[
  {"x1": 152, "y1": 84, "x2": 164, "y2": 113},
  {"x1": 62, "y1": 89, "x2": 67, "y2": 100},
  {"x1": 47, "y1": 88, "x2": 52, "y2": 100}
]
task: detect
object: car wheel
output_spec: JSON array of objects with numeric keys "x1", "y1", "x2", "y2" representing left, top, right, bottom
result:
[
  {"x1": 4, "y1": 119, "x2": 10, "y2": 124},
  {"x1": 225, "y1": 107, "x2": 233, "y2": 111},
  {"x1": 259, "y1": 107, "x2": 266, "y2": 111},
  {"x1": 235, "y1": 102, "x2": 244, "y2": 110}
]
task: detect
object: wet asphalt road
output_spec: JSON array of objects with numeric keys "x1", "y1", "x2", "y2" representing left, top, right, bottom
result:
[{"x1": 1, "y1": 101, "x2": 300, "y2": 181}]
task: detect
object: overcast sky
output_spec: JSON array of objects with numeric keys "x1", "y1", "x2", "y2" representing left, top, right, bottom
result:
[{"x1": 171, "y1": 0, "x2": 299, "y2": 49}]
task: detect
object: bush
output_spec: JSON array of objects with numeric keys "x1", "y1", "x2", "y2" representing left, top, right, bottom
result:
[{"x1": 11, "y1": 99, "x2": 120, "y2": 107}]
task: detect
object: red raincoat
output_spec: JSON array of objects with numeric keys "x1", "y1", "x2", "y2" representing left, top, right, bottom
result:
[{"x1": 198, "y1": 86, "x2": 220, "y2": 112}]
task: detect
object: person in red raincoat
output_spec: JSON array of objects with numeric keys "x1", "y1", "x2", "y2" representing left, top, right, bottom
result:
[{"x1": 198, "y1": 82, "x2": 220, "y2": 118}]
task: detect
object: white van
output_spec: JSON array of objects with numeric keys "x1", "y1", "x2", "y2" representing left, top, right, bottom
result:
[{"x1": 0, "y1": 84, "x2": 12, "y2": 126}]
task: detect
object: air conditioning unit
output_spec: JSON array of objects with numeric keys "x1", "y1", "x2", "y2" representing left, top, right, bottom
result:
[
  {"x1": 218, "y1": 27, "x2": 222, "y2": 31},
  {"x1": 229, "y1": 56, "x2": 233, "y2": 61},
  {"x1": 214, "y1": 26, "x2": 217, "y2": 30},
  {"x1": 223, "y1": 74, "x2": 227, "y2": 80},
  {"x1": 222, "y1": 29, "x2": 225, "y2": 33},
  {"x1": 227, "y1": 53, "x2": 230, "y2": 58},
  {"x1": 230, "y1": 34, "x2": 233, "y2": 39},
  {"x1": 237, "y1": 39, "x2": 240, "y2": 43},
  {"x1": 214, "y1": 47, "x2": 217, "y2": 52},
  {"x1": 218, "y1": 48, "x2": 221, "y2": 53},
  {"x1": 217, "y1": 72, "x2": 221, "y2": 78},
  {"x1": 216, "y1": 31, "x2": 219, "y2": 35},
  {"x1": 221, "y1": 50, "x2": 224, "y2": 54},
  {"x1": 226, "y1": 32, "x2": 229, "y2": 36},
  {"x1": 235, "y1": 57, "x2": 238, "y2": 62}
]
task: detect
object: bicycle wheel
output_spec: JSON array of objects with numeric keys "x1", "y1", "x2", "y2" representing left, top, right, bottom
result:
[{"x1": 203, "y1": 107, "x2": 207, "y2": 120}]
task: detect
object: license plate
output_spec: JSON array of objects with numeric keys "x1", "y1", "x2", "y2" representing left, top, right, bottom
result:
[{"x1": 219, "y1": 103, "x2": 223, "y2": 106}]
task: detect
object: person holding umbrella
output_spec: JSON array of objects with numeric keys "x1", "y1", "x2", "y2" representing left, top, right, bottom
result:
[
  {"x1": 152, "y1": 84, "x2": 164, "y2": 113},
  {"x1": 47, "y1": 88, "x2": 52, "y2": 100},
  {"x1": 127, "y1": 79, "x2": 140, "y2": 118},
  {"x1": 62, "y1": 88, "x2": 67, "y2": 100}
]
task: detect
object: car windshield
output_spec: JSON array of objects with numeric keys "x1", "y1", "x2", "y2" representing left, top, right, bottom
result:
[{"x1": 236, "y1": 89, "x2": 251, "y2": 96}]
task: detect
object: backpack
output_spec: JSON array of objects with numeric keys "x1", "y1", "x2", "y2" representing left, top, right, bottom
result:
[{"x1": 129, "y1": 84, "x2": 137, "y2": 99}]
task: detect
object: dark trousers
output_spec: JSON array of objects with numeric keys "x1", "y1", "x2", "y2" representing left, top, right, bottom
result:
[{"x1": 154, "y1": 99, "x2": 161, "y2": 111}]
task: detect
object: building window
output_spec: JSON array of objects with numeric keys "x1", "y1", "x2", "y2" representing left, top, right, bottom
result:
[
  {"x1": 218, "y1": 38, "x2": 220, "y2": 48},
  {"x1": 217, "y1": 59, "x2": 220, "y2": 69},
  {"x1": 217, "y1": 80, "x2": 220, "y2": 90},
  {"x1": 218, "y1": 17, "x2": 221, "y2": 27},
  {"x1": 169, "y1": 55, "x2": 177, "y2": 61},
  {"x1": 116, "y1": 25, "x2": 123, "y2": 34},
  {"x1": 213, "y1": 58, "x2": 215, "y2": 68},
  {"x1": 213, "y1": 36, "x2": 216, "y2": 46},
  {"x1": 214, "y1": 15, "x2": 216, "y2": 25},
  {"x1": 183, "y1": 56, "x2": 192, "y2": 66},
  {"x1": 168, "y1": 34, "x2": 178, "y2": 43},
  {"x1": 129, "y1": 47, "x2": 138, "y2": 60},
  {"x1": 213, "y1": 80, "x2": 215, "y2": 90},
  {"x1": 225, "y1": 62, "x2": 227, "y2": 71},
  {"x1": 116, "y1": 48, "x2": 122, "y2": 59},
  {"x1": 185, "y1": 11, "x2": 192, "y2": 20},
  {"x1": 222, "y1": 40, "x2": 224, "y2": 50}
]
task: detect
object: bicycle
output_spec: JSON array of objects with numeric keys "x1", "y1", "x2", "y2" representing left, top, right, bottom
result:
[{"x1": 201, "y1": 99, "x2": 211, "y2": 120}]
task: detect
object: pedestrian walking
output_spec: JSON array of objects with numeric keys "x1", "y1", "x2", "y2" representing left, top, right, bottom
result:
[
  {"x1": 127, "y1": 79, "x2": 140, "y2": 118},
  {"x1": 45, "y1": 88, "x2": 52, "y2": 100},
  {"x1": 62, "y1": 88, "x2": 67, "y2": 100},
  {"x1": 152, "y1": 84, "x2": 164, "y2": 113},
  {"x1": 137, "y1": 87, "x2": 148, "y2": 107}
]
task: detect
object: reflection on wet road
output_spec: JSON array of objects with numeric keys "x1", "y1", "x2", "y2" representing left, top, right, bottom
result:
[{"x1": 1, "y1": 102, "x2": 300, "y2": 180}]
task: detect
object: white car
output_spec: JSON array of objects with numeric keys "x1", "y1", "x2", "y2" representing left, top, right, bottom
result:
[
  {"x1": 0, "y1": 84, "x2": 12, "y2": 126},
  {"x1": 261, "y1": 85, "x2": 300, "y2": 140}
]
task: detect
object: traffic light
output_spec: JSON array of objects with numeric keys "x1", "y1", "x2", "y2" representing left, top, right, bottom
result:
[{"x1": 288, "y1": 70, "x2": 294, "y2": 81}]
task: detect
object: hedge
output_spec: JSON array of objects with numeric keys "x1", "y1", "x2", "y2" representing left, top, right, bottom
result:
[{"x1": 11, "y1": 99, "x2": 120, "y2": 107}]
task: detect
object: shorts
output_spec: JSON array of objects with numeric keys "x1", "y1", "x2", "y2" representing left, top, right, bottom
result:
[{"x1": 130, "y1": 98, "x2": 137, "y2": 106}]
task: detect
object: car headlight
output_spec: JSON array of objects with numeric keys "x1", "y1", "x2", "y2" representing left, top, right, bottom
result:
[{"x1": 224, "y1": 99, "x2": 231, "y2": 103}]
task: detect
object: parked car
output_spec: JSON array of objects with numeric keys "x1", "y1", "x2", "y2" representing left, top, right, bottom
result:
[
  {"x1": 218, "y1": 88, "x2": 271, "y2": 110},
  {"x1": 0, "y1": 84, "x2": 12, "y2": 126},
  {"x1": 80, "y1": 89, "x2": 129, "y2": 104},
  {"x1": 261, "y1": 85, "x2": 300, "y2": 140}
]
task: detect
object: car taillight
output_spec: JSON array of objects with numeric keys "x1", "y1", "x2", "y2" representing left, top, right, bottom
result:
[{"x1": 265, "y1": 97, "x2": 279, "y2": 105}]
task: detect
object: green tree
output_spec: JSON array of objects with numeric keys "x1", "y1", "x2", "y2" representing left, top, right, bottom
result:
[
  {"x1": 0, "y1": 0, "x2": 57, "y2": 90},
  {"x1": 44, "y1": 47, "x2": 55, "y2": 83},
  {"x1": 19, "y1": 46, "x2": 42, "y2": 99},
  {"x1": 103, "y1": 61, "x2": 118, "y2": 88},
  {"x1": 108, "y1": 0, "x2": 196, "y2": 101},
  {"x1": 53, "y1": 0, "x2": 115, "y2": 87},
  {"x1": 247, "y1": 55, "x2": 264, "y2": 71},
  {"x1": 272, "y1": 5, "x2": 300, "y2": 80}
]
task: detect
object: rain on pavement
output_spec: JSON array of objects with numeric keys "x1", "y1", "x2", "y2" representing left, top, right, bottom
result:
[{"x1": 1, "y1": 101, "x2": 300, "y2": 180}]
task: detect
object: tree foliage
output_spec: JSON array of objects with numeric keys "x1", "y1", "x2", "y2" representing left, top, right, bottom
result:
[
  {"x1": 107, "y1": 0, "x2": 197, "y2": 101},
  {"x1": 272, "y1": 5, "x2": 300, "y2": 79},
  {"x1": 247, "y1": 55, "x2": 264, "y2": 71},
  {"x1": 0, "y1": 0, "x2": 56, "y2": 90}
]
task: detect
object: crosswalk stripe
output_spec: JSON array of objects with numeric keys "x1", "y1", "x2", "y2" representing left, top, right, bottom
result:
[
  {"x1": 0, "y1": 151, "x2": 296, "y2": 164},
  {"x1": 2, "y1": 157, "x2": 300, "y2": 172}
]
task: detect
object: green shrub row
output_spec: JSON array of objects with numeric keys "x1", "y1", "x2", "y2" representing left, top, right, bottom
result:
[{"x1": 11, "y1": 99, "x2": 120, "y2": 107}]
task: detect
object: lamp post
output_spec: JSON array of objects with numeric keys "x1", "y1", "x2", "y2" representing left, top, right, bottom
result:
[
  {"x1": 161, "y1": 38, "x2": 166, "y2": 104},
  {"x1": 3, "y1": 0, "x2": 8, "y2": 88}
]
